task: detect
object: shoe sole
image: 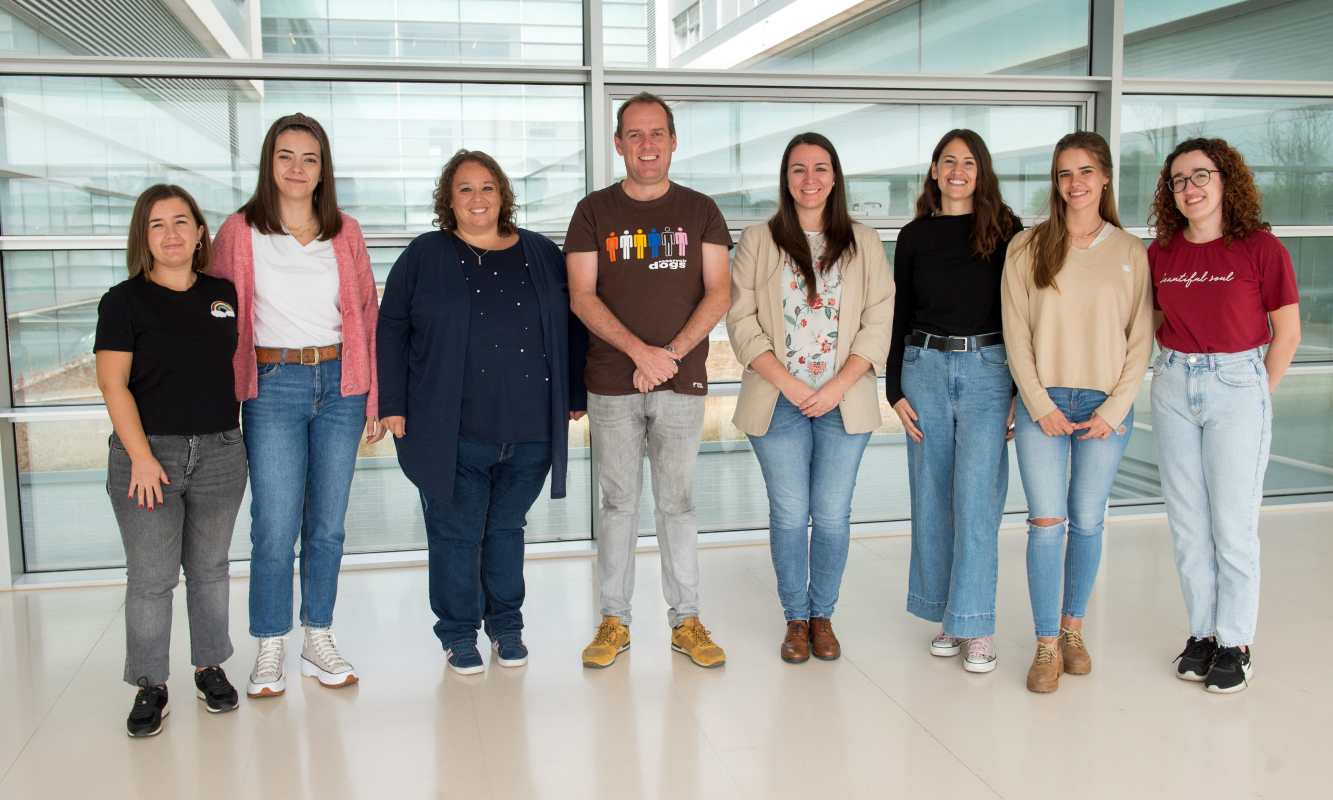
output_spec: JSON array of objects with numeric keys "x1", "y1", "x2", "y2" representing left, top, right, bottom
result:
[
  {"x1": 300, "y1": 657, "x2": 359, "y2": 687},
  {"x1": 931, "y1": 644, "x2": 962, "y2": 657},
  {"x1": 1205, "y1": 665, "x2": 1253, "y2": 694},
  {"x1": 1176, "y1": 669, "x2": 1207, "y2": 682},
  {"x1": 781, "y1": 652, "x2": 810, "y2": 664},
  {"x1": 491, "y1": 642, "x2": 528, "y2": 668},
  {"x1": 1064, "y1": 664, "x2": 1092, "y2": 675},
  {"x1": 812, "y1": 652, "x2": 840, "y2": 662},
  {"x1": 444, "y1": 649, "x2": 485, "y2": 675},
  {"x1": 195, "y1": 690, "x2": 239, "y2": 713},
  {"x1": 246, "y1": 678, "x2": 286, "y2": 698},
  {"x1": 127, "y1": 707, "x2": 169, "y2": 738},
  {"x1": 964, "y1": 659, "x2": 997, "y2": 674},
  {"x1": 582, "y1": 641, "x2": 630, "y2": 669},
  {"x1": 671, "y1": 643, "x2": 725, "y2": 668}
]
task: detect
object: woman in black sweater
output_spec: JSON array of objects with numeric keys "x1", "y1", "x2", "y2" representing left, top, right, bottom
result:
[{"x1": 889, "y1": 129, "x2": 1022, "y2": 674}]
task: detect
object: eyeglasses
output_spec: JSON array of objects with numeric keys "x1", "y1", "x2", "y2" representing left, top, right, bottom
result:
[{"x1": 1168, "y1": 168, "x2": 1223, "y2": 193}]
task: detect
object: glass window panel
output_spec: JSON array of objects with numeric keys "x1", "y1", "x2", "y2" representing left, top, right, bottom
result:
[
  {"x1": 1120, "y1": 96, "x2": 1333, "y2": 227},
  {"x1": 1124, "y1": 0, "x2": 1333, "y2": 81},
  {"x1": 610, "y1": 98, "x2": 1079, "y2": 224},
  {"x1": 606, "y1": 0, "x2": 1090, "y2": 76}
]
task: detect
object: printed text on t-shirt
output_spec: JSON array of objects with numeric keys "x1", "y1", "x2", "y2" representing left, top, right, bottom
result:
[{"x1": 1158, "y1": 270, "x2": 1235, "y2": 288}]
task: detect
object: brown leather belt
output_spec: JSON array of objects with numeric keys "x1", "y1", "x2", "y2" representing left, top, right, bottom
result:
[{"x1": 255, "y1": 344, "x2": 341, "y2": 365}]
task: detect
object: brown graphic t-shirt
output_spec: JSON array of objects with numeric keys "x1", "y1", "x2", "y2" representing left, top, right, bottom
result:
[{"x1": 564, "y1": 181, "x2": 732, "y2": 396}]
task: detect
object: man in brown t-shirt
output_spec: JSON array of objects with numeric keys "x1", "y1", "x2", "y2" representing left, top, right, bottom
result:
[{"x1": 566, "y1": 92, "x2": 732, "y2": 670}]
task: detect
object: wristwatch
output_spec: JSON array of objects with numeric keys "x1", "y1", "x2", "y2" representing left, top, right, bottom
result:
[{"x1": 664, "y1": 343, "x2": 680, "y2": 360}]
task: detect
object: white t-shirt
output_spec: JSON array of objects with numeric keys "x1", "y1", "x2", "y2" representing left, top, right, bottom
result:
[{"x1": 251, "y1": 229, "x2": 343, "y2": 347}]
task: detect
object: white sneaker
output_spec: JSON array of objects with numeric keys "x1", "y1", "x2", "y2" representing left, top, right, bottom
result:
[
  {"x1": 247, "y1": 636, "x2": 287, "y2": 697},
  {"x1": 930, "y1": 630, "x2": 963, "y2": 657},
  {"x1": 301, "y1": 627, "x2": 359, "y2": 688},
  {"x1": 963, "y1": 636, "x2": 998, "y2": 673}
]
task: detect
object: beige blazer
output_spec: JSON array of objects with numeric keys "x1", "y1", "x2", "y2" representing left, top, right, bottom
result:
[{"x1": 727, "y1": 222, "x2": 895, "y2": 436}]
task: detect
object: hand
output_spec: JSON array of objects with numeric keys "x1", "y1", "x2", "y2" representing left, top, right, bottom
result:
[
  {"x1": 128, "y1": 456, "x2": 169, "y2": 511},
  {"x1": 893, "y1": 398, "x2": 923, "y2": 443},
  {"x1": 779, "y1": 377, "x2": 815, "y2": 410},
  {"x1": 632, "y1": 368, "x2": 661, "y2": 393},
  {"x1": 569, "y1": 411, "x2": 586, "y2": 421},
  {"x1": 1037, "y1": 408, "x2": 1076, "y2": 437},
  {"x1": 1074, "y1": 414, "x2": 1115, "y2": 440},
  {"x1": 798, "y1": 381, "x2": 846, "y2": 418},
  {"x1": 364, "y1": 417, "x2": 387, "y2": 444},
  {"x1": 1006, "y1": 396, "x2": 1017, "y2": 442},
  {"x1": 630, "y1": 344, "x2": 679, "y2": 386},
  {"x1": 381, "y1": 415, "x2": 406, "y2": 438}
]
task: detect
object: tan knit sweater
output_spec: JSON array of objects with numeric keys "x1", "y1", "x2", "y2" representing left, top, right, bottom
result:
[{"x1": 1001, "y1": 224, "x2": 1153, "y2": 428}]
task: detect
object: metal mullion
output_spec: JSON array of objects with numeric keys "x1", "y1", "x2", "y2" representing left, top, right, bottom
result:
[
  {"x1": 603, "y1": 84, "x2": 1097, "y2": 106},
  {"x1": 583, "y1": 0, "x2": 605, "y2": 544},
  {"x1": 602, "y1": 67, "x2": 1110, "y2": 94},
  {"x1": 1123, "y1": 79, "x2": 1333, "y2": 98}
]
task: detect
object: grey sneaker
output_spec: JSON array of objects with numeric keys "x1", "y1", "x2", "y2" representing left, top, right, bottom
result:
[
  {"x1": 301, "y1": 627, "x2": 359, "y2": 688},
  {"x1": 247, "y1": 636, "x2": 287, "y2": 698},
  {"x1": 930, "y1": 630, "x2": 963, "y2": 657},
  {"x1": 963, "y1": 636, "x2": 998, "y2": 673}
]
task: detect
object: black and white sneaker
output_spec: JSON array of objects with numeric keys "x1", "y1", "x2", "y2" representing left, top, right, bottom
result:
[
  {"x1": 1173, "y1": 636, "x2": 1218, "y2": 682},
  {"x1": 126, "y1": 679, "x2": 169, "y2": 738},
  {"x1": 1204, "y1": 646, "x2": 1253, "y2": 694},
  {"x1": 194, "y1": 666, "x2": 239, "y2": 713}
]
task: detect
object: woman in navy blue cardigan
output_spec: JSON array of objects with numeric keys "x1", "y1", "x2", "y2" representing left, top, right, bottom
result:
[{"x1": 377, "y1": 150, "x2": 586, "y2": 675}]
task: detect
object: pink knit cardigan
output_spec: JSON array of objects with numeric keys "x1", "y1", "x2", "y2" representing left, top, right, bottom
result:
[{"x1": 210, "y1": 212, "x2": 379, "y2": 418}]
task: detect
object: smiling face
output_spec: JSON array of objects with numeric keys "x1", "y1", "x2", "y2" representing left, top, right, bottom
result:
[
  {"x1": 1055, "y1": 147, "x2": 1108, "y2": 214},
  {"x1": 449, "y1": 159, "x2": 502, "y2": 237},
  {"x1": 614, "y1": 101, "x2": 676, "y2": 189},
  {"x1": 931, "y1": 137, "x2": 978, "y2": 206},
  {"x1": 786, "y1": 143, "x2": 835, "y2": 222},
  {"x1": 145, "y1": 196, "x2": 203, "y2": 271},
  {"x1": 271, "y1": 128, "x2": 322, "y2": 206},
  {"x1": 1169, "y1": 149, "x2": 1225, "y2": 228}
]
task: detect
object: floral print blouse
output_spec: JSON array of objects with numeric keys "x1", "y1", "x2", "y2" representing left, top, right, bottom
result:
[{"x1": 782, "y1": 232, "x2": 843, "y2": 389}]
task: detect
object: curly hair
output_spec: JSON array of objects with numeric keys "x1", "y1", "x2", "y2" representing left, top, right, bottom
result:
[
  {"x1": 1149, "y1": 137, "x2": 1268, "y2": 247},
  {"x1": 432, "y1": 149, "x2": 518, "y2": 234}
]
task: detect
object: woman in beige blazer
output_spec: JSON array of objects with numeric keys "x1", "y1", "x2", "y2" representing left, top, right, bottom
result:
[{"x1": 727, "y1": 132, "x2": 894, "y2": 665}]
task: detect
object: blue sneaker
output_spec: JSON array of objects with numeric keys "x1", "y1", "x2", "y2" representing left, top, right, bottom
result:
[
  {"x1": 492, "y1": 636, "x2": 529, "y2": 668},
  {"x1": 445, "y1": 643, "x2": 484, "y2": 675}
]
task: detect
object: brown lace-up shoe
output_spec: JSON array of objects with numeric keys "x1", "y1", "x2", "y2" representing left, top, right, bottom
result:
[
  {"x1": 1060, "y1": 627, "x2": 1092, "y2": 675},
  {"x1": 781, "y1": 620, "x2": 810, "y2": 663},
  {"x1": 1026, "y1": 640, "x2": 1063, "y2": 693},
  {"x1": 810, "y1": 617, "x2": 840, "y2": 661}
]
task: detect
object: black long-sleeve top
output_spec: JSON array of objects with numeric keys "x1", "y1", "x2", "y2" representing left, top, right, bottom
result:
[{"x1": 885, "y1": 213, "x2": 1022, "y2": 403}]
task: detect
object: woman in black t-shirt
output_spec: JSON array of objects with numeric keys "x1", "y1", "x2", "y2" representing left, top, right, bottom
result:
[{"x1": 94, "y1": 185, "x2": 248, "y2": 737}]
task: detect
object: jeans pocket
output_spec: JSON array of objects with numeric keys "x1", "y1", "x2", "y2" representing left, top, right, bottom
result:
[
  {"x1": 902, "y1": 345, "x2": 920, "y2": 365},
  {"x1": 257, "y1": 362, "x2": 280, "y2": 378},
  {"x1": 219, "y1": 427, "x2": 243, "y2": 445},
  {"x1": 978, "y1": 344, "x2": 1008, "y2": 368},
  {"x1": 1216, "y1": 362, "x2": 1260, "y2": 388}
]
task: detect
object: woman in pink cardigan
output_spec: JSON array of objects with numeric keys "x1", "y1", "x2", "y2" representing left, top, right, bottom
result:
[{"x1": 211, "y1": 113, "x2": 382, "y2": 698}]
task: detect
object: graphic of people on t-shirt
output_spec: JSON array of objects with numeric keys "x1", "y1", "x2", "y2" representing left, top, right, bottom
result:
[{"x1": 604, "y1": 225, "x2": 691, "y2": 271}]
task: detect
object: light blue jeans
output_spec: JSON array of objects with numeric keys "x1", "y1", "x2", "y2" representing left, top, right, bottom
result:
[
  {"x1": 1151, "y1": 348, "x2": 1271, "y2": 648},
  {"x1": 748, "y1": 396, "x2": 871, "y2": 621},
  {"x1": 901, "y1": 344, "x2": 1011, "y2": 638},
  {"x1": 1014, "y1": 388, "x2": 1132, "y2": 638},
  {"x1": 243, "y1": 359, "x2": 367, "y2": 638}
]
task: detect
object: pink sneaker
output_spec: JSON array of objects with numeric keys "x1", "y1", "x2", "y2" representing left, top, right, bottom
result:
[
  {"x1": 930, "y1": 630, "x2": 963, "y2": 657},
  {"x1": 964, "y1": 636, "x2": 997, "y2": 673}
]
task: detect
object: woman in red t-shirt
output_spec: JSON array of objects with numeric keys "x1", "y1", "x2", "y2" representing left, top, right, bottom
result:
[{"x1": 1147, "y1": 137, "x2": 1301, "y2": 695}]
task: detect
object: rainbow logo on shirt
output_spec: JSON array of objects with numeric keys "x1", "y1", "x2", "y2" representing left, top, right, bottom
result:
[
  {"x1": 210, "y1": 301, "x2": 236, "y2": 318},
  {"x1": 604, "y1": 227, "x2": 690, "y2": 271}
]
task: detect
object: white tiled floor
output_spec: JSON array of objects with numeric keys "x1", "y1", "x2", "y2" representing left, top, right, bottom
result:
[{"x1": 1, "y1": 507, "x2": 1329, "y2": 799}]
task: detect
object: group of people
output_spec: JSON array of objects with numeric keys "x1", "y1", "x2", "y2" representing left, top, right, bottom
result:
[{"x1": 95, "y1": 92, "x2": 1300, "y2": 738}]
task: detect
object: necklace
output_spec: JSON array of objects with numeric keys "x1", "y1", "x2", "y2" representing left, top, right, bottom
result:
[
  {"x1": 1070, "y1": 220, "x2": 1103, "y2": 240},
  {"x1": 460, "y1": 239, "x2": 488, "y2": 266}
]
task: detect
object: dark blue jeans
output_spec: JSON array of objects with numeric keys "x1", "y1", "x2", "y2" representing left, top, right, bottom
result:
[{"x1": 420, "y1": 438, "x2": 552, "y2": 650}]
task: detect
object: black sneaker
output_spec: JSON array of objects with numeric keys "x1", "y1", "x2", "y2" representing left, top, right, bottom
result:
[
  {"x1": 126, "y1": 679, "x2": 169, "y2": 737},
  {"x1": 1173, "y1": 636, "x2": 1218, "y2": 682},
  {"x1": 194, "y1": 666, "x2": 239, "y2": 713},
  {"x1": 1204, "y1": 646, "x2": 1253, "y2": 694}
]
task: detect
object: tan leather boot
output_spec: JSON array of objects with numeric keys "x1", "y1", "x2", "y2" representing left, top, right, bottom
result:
[
  {"x1": 1060, "y1": 627, "x2": 1092, "y2": 675},
  {"x1": 781, "y1": 620, "x2": 810, "y2": 663},
  {"x1": 1026, "y1": 641, "x2": 1063, "y2": 693}
]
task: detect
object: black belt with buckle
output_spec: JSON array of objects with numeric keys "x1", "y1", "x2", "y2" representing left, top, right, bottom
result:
[{"x1": 907, "y1": 331, "x2": 1003, "y2": 352}]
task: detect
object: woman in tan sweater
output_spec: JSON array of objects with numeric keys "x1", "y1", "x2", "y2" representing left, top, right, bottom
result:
[{"x1": 1001, "y1": 131, "x2": 1153, "y2": 693}]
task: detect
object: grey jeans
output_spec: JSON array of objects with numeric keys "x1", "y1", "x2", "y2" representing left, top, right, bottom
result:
[
  {"x1": 108, "y1": 429, "x2": 248, "y2": 686},
  {"x1": 587, "y1": 390, "x2": 705, "y2": 627}
]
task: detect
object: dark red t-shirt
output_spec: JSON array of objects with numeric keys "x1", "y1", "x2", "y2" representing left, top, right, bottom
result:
[{"x1": 1148, "y1": 229, "x2": 1299, "y2": 354}]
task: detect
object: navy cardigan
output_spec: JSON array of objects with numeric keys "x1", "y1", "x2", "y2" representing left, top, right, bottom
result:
[{"x1": 376, "y1": 229, "x2": 587, "y2": 501}]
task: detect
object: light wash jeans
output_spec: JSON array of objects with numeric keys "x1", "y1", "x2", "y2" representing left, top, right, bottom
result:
[
  {"x1": 243, "y1": 359, "x2": 367, "y2": 638},
  {"x1": 1014, "y1": 388, "x2": 1132, "y2": 638},
  {"x1": 1151, "y1": 348, "x2": 1271, "y2": 648},
  {"x1": 748, "y1": 396, "x2": 871, "y2": 621},
  {"x1": 109, "y1": 429, "x2": 248, "y2": 686},
  {"x1": 901, "y1": 343, "x2": 1011, "y2": 637},
  {"x1": 587, "y1": 390, "x2": 705, "y2": 628}
]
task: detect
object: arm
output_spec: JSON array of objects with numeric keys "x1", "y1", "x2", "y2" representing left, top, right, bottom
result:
[
  {"x1": 1000, "y1": 235, "x2": 1058, "y2": 423},
  {"x1": 725, "y1": 227, "x2": 813, "y2": 407},
  {"x1": 376, "y1": 243, "x2": 415, "y2": 438},
  {"x1": 1265, "y1": 304, "x2": 1301, "y2": 392},
  {"x1": 1093, "y1": 246, "x2": 1154, "y2": 431},
  {"x1": 96, "y1": 351, "x2": 169, "y2": 509},
  {"x1": 567, "y1": 250, "x2": 678, "y2": 385},
  {"x1": 351, "y1": 222, "x2": 384, "y2": 441},
  {"x1": 668, "y1": 242, "x2": 731, "y2": 356},
  {"x1": 885, "y1": 227, "x2": 915, "y2": 405}
]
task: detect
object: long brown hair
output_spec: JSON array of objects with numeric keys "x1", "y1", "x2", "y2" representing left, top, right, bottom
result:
[
  {"x1": 1149, "y1": 137, "x2": 1268, "y2": 248},
  {"x1": 432, "y1": 149, "x2": 518, "y2": 235},
  {"x1": 768, "y1": 132, "x2": 856, "y2": 304},
  {"x1": 126, "y1": 184, "x2": 210, "y2": 278},
  {"x1": 240, "y1": 112, "x2": 343, "y2": 240},
  {"x1": 1025, "y1": 131, "x2": 1121, "y2": 289},
  {"x1": 914, "y1": 129, "x2": 1020, "y2": 259}
]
